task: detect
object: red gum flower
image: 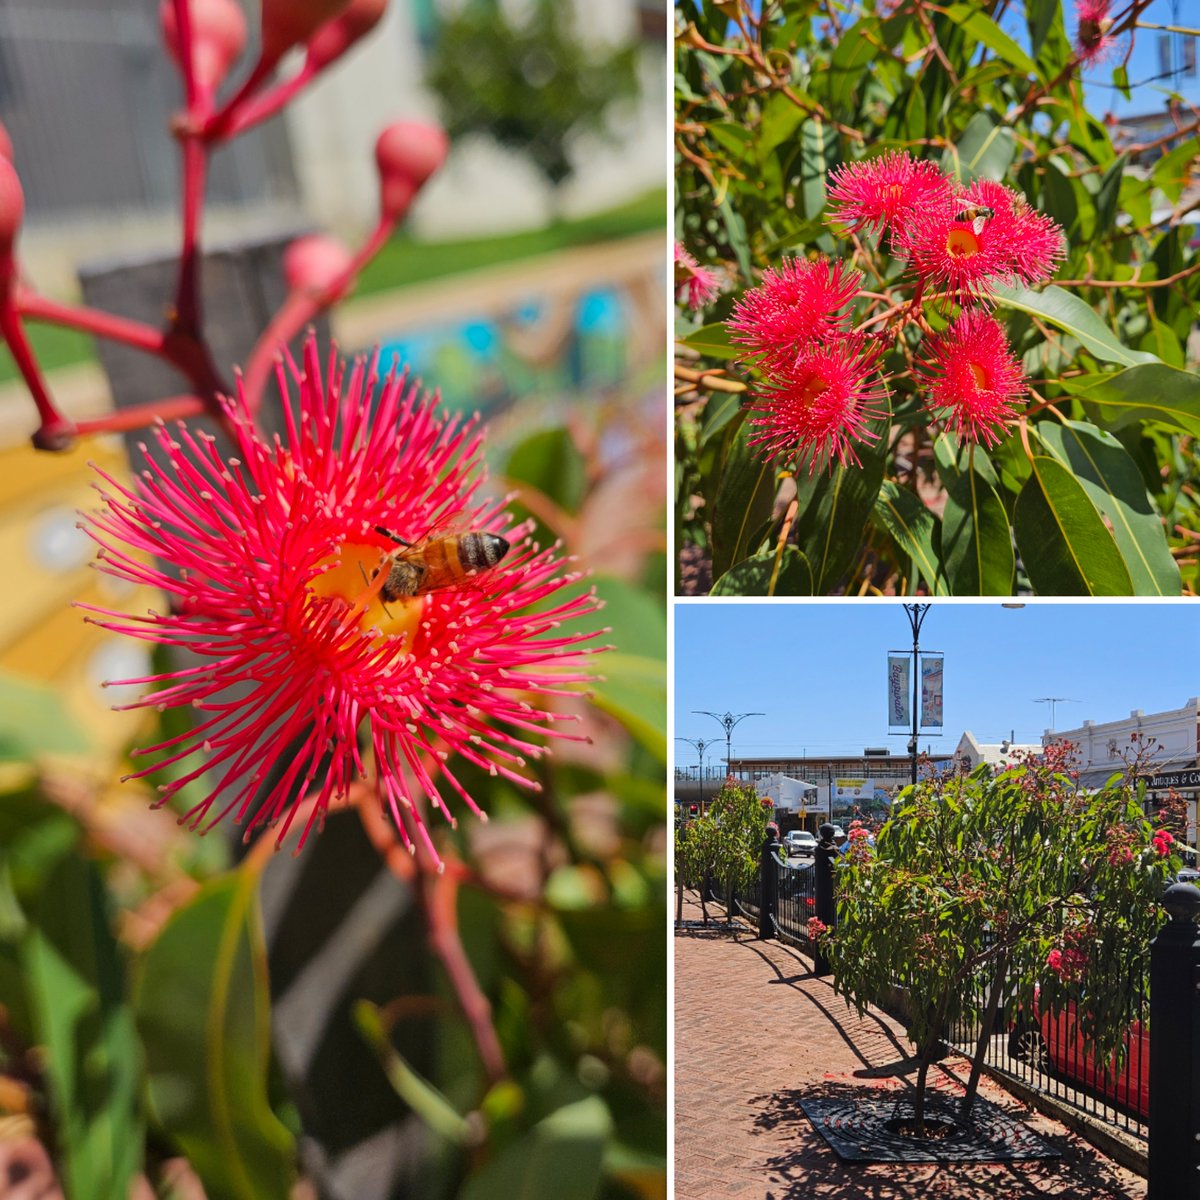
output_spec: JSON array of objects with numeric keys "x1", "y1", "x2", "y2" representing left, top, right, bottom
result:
[
  {"x1": 674, "y1": 241, "x2": 720, "y2": 309},
  {"x1": 827, "y1": 151, "x2": 953, "y2": 242},
  {"x1": 726, "y1": 257, "x2": 861, "y2": 368},
  {"x1": 919, "y1": 311, "x2": 1026, "y2": 447},
  {"x1": 900, "y1": 179, "x2": 1064, "y2": 305},
  {"x1": 747, "y1": 333, "x2": 888, "y2": 472},
  {"x1": 80, "y1": 339, "x2": 604, "y2": 861},
  {"x1": 1076, "y1": 0, "x2": 1116, "y2": 67}
]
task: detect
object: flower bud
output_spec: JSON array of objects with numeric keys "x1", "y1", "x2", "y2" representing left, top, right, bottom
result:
[
  {"x1": 375, "y1": 121, "x2": 448, "y2": 223},
  {"x1": 260, "y1": 0, "x2": 353, "y2": 66},
  {"x1": 160, "y1": 0, "x2": 247, "y2": 93},
  {"x1": 0, "y1": 155, "x2": 24, "y2": 263},
  {"x1": 284, "y1": 234, "x2": 354, "y2": 299},
  {"x1": 0, "y1": 120, "x2": 12, "y2": 163},
  {"x1": 306, "y1": 0, "x2": 388, "y2": 72}
]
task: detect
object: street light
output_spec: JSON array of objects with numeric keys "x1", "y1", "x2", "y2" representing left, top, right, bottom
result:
[
  {"x1": 675, "y1": 736, "x2": 715, "y2": 812},
  {"x1": 903, "y1": 604, "x2": 930, "y2": 786},
  {"x1": 693, "y1": 710, "x2": 764, "y2": 784}
]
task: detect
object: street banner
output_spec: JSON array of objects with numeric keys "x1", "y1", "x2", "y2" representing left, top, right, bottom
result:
[
  {"x1": 920, "y1": 655, "x2": 944, "y2": 728},
  {"x1": 887, "y1": 655, "x2": 909, "y2": 726}
]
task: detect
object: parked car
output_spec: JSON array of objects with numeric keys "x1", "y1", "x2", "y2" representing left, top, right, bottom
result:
[
  {"x1": 1008, "y1": 990, "x2": 1149, "y2": 1120},
  {"x1": 785, "y1": 830, "x2": 818, "y2": 857}
]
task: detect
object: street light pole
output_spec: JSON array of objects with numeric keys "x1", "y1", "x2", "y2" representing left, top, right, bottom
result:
[
  {"x1": 693, "y1": 710, "x2": 765, "y2": 785},
  {"x1": 676, "y1": 737, "x2": 715, "y2": 812},
  {"x1": 903, "y1": 604, "x2": 930, "y2": 786}
]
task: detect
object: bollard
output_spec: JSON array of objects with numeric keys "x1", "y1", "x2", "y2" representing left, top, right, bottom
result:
[
  {"x1": 1148, "y1": 881, "x2": 1200, "y2": 1200},
  {"x1": 759, "y1": 833, "x2": 780, "y2": 941},
  {"x1": 813, "y1": 822, "x2": 837, "y2": 977}
]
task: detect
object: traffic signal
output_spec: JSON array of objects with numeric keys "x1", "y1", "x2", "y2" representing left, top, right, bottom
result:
[{"x1": 689, "y1": 804, "x2": 699, "y2": 816}]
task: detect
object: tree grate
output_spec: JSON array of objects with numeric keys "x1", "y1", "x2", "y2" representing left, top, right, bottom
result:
[{"x1": 798, "y1": 1093, "x2": 1063, "y2": 1164}]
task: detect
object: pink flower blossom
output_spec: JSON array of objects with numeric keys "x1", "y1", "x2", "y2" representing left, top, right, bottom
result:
[
  {"x1": 1152, "y1": 828, "x2": 1175, "y2": 857},
  {"x1": 1046, "y1": 948, "x2": 1064, "y2": 973},
  {"x1": 918, "y1": 310, "x2": 1026, "y2": 446},
  {"x1": 1076, "y1": 0, "x2": 1116, "y2": 67},
  {"x1": 726, "y1": 257, "x2": 861, "y2": 368},
  {"x1": 674, "y1": 242, "x2": 720, "y2": 310},
  {"x1": 81, "y1": 338, "x2": 603, "y2": 860},
  {"x1": 807, "y1": 916, "x2": 828, "y2": 940},
  {"x1": 899, "y1": 179, "x2": 1064, "y2": 305},
  {"x1": 827, "y1": 150, "x2": 953, "y2": 243},
  {"x1": 747, "y1": 333, "x2": 888, "y2": 471}
]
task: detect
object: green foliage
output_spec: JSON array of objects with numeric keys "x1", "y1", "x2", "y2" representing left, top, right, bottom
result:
[
  {"x1": 676, "y1": 0, "x2": 1200, "y2": 595},
  {"x1": 825, "y1": 746, "x2": 1179, "y2": 1117},
  {"x1": 425, "y1": 0, "x2": 642, "y2": 193}
]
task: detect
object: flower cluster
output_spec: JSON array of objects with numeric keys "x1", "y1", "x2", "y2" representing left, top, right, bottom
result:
[
  {"x1": 1046, "y1": 921, "x2": 1093, "y2": 983},
  {"x1": 82, "y1": 338, "x2": 603, "y2": 861},
  {"x1": 724, "y1": 151, "x2": 1064, "y2": 468},
  {"x1": 1152, "y1": 828, "x2": 1175, "y2": 857},
  {"x1": 806, "y1": 916, "x2": 828, "y2": 941}
]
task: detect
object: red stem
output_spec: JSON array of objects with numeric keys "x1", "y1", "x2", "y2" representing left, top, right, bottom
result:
[
  {"x1": 17, "y1": 291, "x2": 167, "y2": 355},
  {"x1": 0, "y1": 298, "x2": 74, "y2": 447},
  {"x1": 74, "y1": 394, "x2": 207, "y2": 436},
  {"x1": 241, "y1": 216, "x2": 396, "y2": 413},
  {"x1": 221, "y1": 61, "x2": 316, "y2": 139},
  {"x1": 173, "y1": 135, "x2": 209, "y2": 337},
  {"x1": 202, "y1": 56, "x2": 280, "y2": 142}
]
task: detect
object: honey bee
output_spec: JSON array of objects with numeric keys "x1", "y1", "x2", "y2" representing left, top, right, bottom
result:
[
  {"x1": 954, "y1": 205, "x2": 995, "y2": 235},
  {"x1": 370, "y1": 526, "x2": 510, "y2": 602}
]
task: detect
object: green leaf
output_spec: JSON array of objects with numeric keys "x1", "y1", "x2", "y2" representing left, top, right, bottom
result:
[
  {"x1": 711, "y1": 422, "x2": 776, "y2": 579},
  {"x1": 792, "y1": 405, "x2": 891, "y2": 593},
  {"x1": 679, "y1": 322, "x2": 738, "y2": 362},
  {"x1": 504, "y1": 428, "x2": 587, "y2": 516},
  {"x1": 22, "y1": 854, "x2": 143, "y2": 1200},
  {"x1": 943, "y1": 111, "x2": 1015, "y2": 183},
  {"x1": 1034, "y1": 420, "x2": 1180, "y2": 596},
  {"x1": 134, "y1": 869, "x2": 295, "y2": 1200},
  {"x1": 1067, "y1": 363, "x2": 1200, "y2": 438},
  {"x1": 798, "y1": 117, "x2": 836, "y2": 220},
  {"x1": 991, "y1": 284, "x2": 1160, "y2": 368},
  {"x1": 1094, "y1": 153, "x2": 1127, "y2": 236},
  {"x1": 710, "y1": 547, "x2": 813, "y2": 595},
  {"x1": 0, "y1": 672, "x2": 91, "y2": 762},
  {"x1": 459, "y1": 1096, "x2": 612, "y2": 1200},
  {"x1": 942, "y1": 4, "x2": 1037, "y2": 76},
  {"x1": 941, "y1": 468, "x2": 1015, "y2": 596},
  {"x1": 873, "y1": 483, "x2": 947, "y2": 596},
  {"x1": 828, "y1": 19, "x2": 880, "y2": 115},
  {"x1": 591, "y1": 653, "x2": 666, "y2": 764},
  {"x1": 1013, "y1": 457, "x2": 1134, "y2": 595},
  {"x1": 1152, "y1": 138, "x2": 1200, "y2": 204}
]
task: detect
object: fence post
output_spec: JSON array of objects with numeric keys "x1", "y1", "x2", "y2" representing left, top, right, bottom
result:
[
  {"x1": 759, "y1": 834, "x2": 779, "y2": 940},
  {"x1": 813, "y1": 822, "x2": 837, "y2": 977},
  {"x1": 1148, "y1": 881, "x2": 1200, "y2": 1200}
]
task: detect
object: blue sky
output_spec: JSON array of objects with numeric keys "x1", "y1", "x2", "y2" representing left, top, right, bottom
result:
[{"x1": 674, "y1": 602, "x2": 1200, "y2": 764}]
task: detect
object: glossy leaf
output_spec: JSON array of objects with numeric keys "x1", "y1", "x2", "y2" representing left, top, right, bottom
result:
[
  {"x1": 942, "y1": 5, "x2": 1037, "y2": 76},
  {"x1": 944, "y1": 111, "x2": 1015, "y2": 183},
  {"x1": 873, "y1": 483, "x2": 947, "y2": 596},
  {"x1": 941, "y1": 468, "x2": 1015, "y2": 596},
  {"x1": 134, "y1": 869, "x2": 296, "y2": 1200},
  {"x1": 504, "y1": 428, "x2": 587, "y2": 516},
  {"x1": 1013, "y1": 457, "x2": 1134, "y2": 595},
  {"x1": 991, "y1": 284, "x2": 1159, "y2": 368},
  {"x1": 710, "y1": 546, "x2": 813, "y2": 595},
  {"x1": 710, "y1": 422, "x2": 776, "y2": 579},
  {"x1": 23, "y1": 854, "x2": 143, "y2": 1200},
  {"x1": 679, "y1": 323, "x2": 738, "y2": 361},
  {"x1": 1068, "y1": 363, "x2": 1200, "y2": 439},
  {"x1": 459, "y1": 1096, "x2": 612, "y2": 1200},
  {"x1": 1034, "y1": 420, "x2": 1180, "y2": 596}
]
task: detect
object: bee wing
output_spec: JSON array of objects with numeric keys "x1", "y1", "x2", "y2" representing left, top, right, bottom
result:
[{"x1": 972, "y1": 215, "x2": 988, "y2": 236}]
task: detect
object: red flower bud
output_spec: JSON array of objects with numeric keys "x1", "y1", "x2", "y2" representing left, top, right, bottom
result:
[
  {"x1": 375, "y1": 121, "x2": 448, "y2": 223},
  {"x1": 307, "y1": 0, "x2": 388, "y2": 72},
  {"x1": 283, "y1": 234, "x2": 354, "y2": 299},
  {"x1": 0, "y1": 120, "x2": 12, "y2": 163},
  {"x1": 160, "y1": 0, "x2": 247, "y2": 93},
  {"x1": 260, "y1": 0, "x2": 353, "y2": 66}
]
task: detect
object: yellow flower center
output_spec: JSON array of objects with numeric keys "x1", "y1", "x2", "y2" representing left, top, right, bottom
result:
[
  {"x1": 799, "y1": 377, "x2": 830, "y2": 405},
  {"x1": 308, "y1": 541, "x2": 424, "y2": 649},
  {"x1": 946, "y1": 228, "x2": 981, "y2": 258},
  {"x1": 969, "y1": 363, "x2": 988, "y2": 390}
]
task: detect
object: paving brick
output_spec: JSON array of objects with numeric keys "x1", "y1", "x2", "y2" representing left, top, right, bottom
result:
[{"x1": 674, "y1": 891, "x2": 1146, "y2": 1200}]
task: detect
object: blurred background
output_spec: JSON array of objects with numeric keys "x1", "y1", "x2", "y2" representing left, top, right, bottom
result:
[{"x1": 0, "y1": 2, "x2": 667, "y2": 1197}]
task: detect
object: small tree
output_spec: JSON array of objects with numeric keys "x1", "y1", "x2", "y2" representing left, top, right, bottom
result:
[
  {"x1": 708, "y1": 778, "x2": 770, "y2": 924},
  {"x1": 676, "y1": 813, "x2": 719, "y2": 925},
  {"x1": 822, "y1": 741, "x2": 1180, "y2": 1133},
  {"x1": 425, "y1": 0, "x2": 641, "y2": 206}
]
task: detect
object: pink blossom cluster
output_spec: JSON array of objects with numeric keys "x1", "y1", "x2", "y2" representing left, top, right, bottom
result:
[
  {"x1": 674, "y1": 242, "x2": 721, "y2": 310},
  {"x1": 807, "y1": 916, "x2": 828, "y2": 941},
  {"x1": 724, "y1": 151, "x2": 1065, "y2": 469},
  {"x1": 1152, "y1": 828, "x2": 1175, "y2": 857}
]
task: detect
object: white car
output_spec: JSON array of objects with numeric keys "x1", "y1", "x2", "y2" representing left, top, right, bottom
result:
[{"x1": 784, "y1": 830, "x2": 818, "y2": 856}]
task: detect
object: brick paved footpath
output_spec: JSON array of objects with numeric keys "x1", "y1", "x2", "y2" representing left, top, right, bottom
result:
[{"x1": 674, "y1": 891, "x2": 1146, "y2": 1200}]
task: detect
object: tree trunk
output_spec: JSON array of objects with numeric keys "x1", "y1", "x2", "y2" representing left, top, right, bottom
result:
[
  {"x1": 912, "y1": 990, "x2": 952, "y2": 1136},
  {"x1": 961, "y1": 950, "x2": 1009, "y2": 1119}
]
